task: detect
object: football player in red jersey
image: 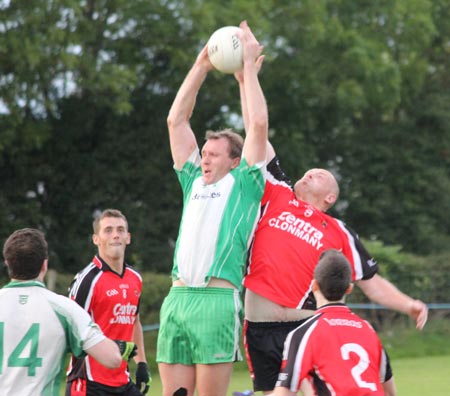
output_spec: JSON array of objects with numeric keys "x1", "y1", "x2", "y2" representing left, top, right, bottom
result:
[
  {"x1": 66, "y1": 209, "x2": 151, "y2": 396},
  {"x1": 235, "y1": 74, "x2": 428, "y2": 394},
  {"x1": 274, "y1": 249, "x2": 396, "y2": 396}
]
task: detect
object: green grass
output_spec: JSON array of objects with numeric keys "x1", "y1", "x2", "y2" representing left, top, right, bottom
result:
[
  {"x1": 392, "y1": 355, "x2": 450, "y2": 396},
  {"x1": 61, "y1": 317, "x2": 450, "y2": 395},
  {"x1": 379, "y1": 317, "x2": 450, "y2": 359},
  {"x1": 138, "y1": 355, "x2": 450, "y2": 396},
  {"x1": 137, "y1": 318, "x2": 450, "y2": 395}
]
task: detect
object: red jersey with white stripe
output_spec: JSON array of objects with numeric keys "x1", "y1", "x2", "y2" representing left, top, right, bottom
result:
[
  {"x1": 276, "y1": 304, "x2": 392, "y2": 396},
  {"x1": 243, "y1": 157, "x2": 378, "y2": 308},
  {"x1": 67, "y1": 255, "x2": 142, "y2": 386}
]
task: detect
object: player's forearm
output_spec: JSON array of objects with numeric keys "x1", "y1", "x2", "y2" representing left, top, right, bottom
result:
[
  {"x1": 242, "y1": 68, "x2": 268, "y2": 165},
  {"x1": 133, "y1": 317, "x2": 147, "y2": 363},
  {"x1": 238, "y1": 79, "x2": 250, "y2": 134},
  {"x1": 357, "y1": 274, "x2": 428, "y2": 329},
  {"x1": 167, "y1": 55, "x2": 209, "y2": 168},
  {"x1": 383, "y1": 377, "x2": 396, "y2": 396},
  {"x1": 358, "y1": 274, "x2": 413, "y2": 311},
  {"x1": 86, "y1": 338, "x2": 123, "y2": 369},
  {"x1": 167, "y1": 62, "x2": 209, "y2": 128},
  {"x1": 244, "y1": 64, "x2": 267, "y2": 134}
]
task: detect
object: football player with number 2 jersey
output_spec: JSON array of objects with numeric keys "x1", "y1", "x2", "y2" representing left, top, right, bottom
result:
[{"x1": 273, "y1": 250, "x2": 395, "y2": 396}]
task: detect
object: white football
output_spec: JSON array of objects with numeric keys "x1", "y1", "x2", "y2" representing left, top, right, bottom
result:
[{"x1": 207, "y1": 26, "x2": 243, "y2": 74}]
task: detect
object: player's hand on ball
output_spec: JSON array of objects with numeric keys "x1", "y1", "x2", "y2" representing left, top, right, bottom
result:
[
  {"x1": 239, "y1": 20, "x2": 264, "y2": 66},
  {"x1": 136, "y1": 362, "x2": 151, "y2": 394}
]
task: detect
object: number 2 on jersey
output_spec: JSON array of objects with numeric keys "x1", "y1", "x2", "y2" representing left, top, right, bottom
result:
[
  {"x1": 0, "y1": 322, "x2": 43, "y2": 376},
  {"x1": 341, "y1": 343, "x2": 377, "y2": 392}
]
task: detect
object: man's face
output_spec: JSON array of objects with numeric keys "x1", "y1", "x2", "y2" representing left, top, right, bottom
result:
[
  {"x1": 201, "y1": 137, "x2": 239, "y2": 185},
  {"x1": 294, "y1": 168, "x2": 338, "y2": 210},
  {"x1": 93, "y1": 216, "x2": 130, "y2": 261}
]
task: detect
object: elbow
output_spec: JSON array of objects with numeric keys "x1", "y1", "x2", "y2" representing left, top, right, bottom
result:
[
  {"x1": 252, "y1": 123, "x2": 268, "y2": 143},
  {"x1": 167, "y1": 108, "x2": 192, "y2": 131},
  {"x1": 167, "y1": 110, "x2": 181, "y2": 130},
  {"x1": 251, "y1": 115, "x2": 268, "y2": 136},
  {"x1": 167, "y1": 114, "x2": 189, "y2": 134},
  {"x1": 107, "y1": 354, "x2": 123, "y2": 369},
  {"x1": 167, "y1": 114, "x2": 175, "y2": 130}
]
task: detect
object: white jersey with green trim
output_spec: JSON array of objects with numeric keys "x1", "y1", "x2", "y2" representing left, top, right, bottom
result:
[
  {"x1": 0, "y1": 280, "x2": 106, "y2": 396},
  {"x1": 172, "y1": 149, "x2": 266, "y2": 289}
]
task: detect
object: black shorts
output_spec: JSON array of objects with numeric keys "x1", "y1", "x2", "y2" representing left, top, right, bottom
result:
[
  {"x1": 243, "y1": 319, "x2": 308, "y2": 392},
  {"x1": 66, "y1": 378, "x2": 143, "y2": 396}
]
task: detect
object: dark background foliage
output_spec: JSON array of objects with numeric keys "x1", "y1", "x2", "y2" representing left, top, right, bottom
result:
[{"x1": 0, "y1": 0, "x2": 449, "y2": 276}]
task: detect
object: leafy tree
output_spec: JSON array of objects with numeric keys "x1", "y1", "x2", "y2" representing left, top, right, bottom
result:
[
  {"x1": 0, "y1": 0, "x2": 448, "y2": 275},
  {"x1": 258, "y1": 0, "x2": 450, "y2": 254}
]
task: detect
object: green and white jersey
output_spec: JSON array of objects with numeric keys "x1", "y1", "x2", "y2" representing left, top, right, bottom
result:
[
  {"x1": 0, "y1": 280, "x2": 106, "y2": 396},
  {"x1": 172, "y1": 149, "x2": 266, "y2": 289}
]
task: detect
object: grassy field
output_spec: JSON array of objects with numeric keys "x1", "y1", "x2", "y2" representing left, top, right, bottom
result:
[
  {"x1": 59, "y1": 353, "x2": 450, "y2": 395},
  {"x1": 129, "y1": 318, "x2": 450, "y2": 396},
  {"x1": 139, "y1": 354, "x2": 450, "y2": 396},
  {"x1": 59, "y1": 317, "x2": 450, "y2": 395}
]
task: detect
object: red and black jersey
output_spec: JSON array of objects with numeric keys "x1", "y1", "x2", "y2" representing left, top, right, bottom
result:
[
  {"x1": 243, "y1": 157, "x2": 378, "y2": 309},
  {"x1": 276, "y1": 304, "x2": 392, "y2": 396},
  {"x1": 67, "y1": 255, "x2": 142, "y2": 387}
]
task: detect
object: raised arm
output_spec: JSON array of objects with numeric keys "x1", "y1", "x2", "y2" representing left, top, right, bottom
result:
[
  {"x1": 357, "y1": 274, "x2": 428, "y2": 330},
  {"x1": 167, "y1": 45, "x2": 214, "y2": 170},
  {"x1": 235, "y1": 31, "x2": 275, "y2": 164},
  {"x1": 238, "y1": 21, "x2": 268, "y2": 166}
]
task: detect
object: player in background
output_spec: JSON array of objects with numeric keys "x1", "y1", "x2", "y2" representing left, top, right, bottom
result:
[
  {"x1": 273, "y1": 249, "x2": 396, "y2": 396},
  {"x1": 0, "y1": 228, "x2": 136, "y2": 396},
  {"x1": 156, "y1": 20, "x2": 267, "y2": 396},
  {"x1": 66, "y1": 209, "x2": 150, "y2": 396},
  {"x1": 239, "y1": 138, "x2": 428, "y2": 393}
]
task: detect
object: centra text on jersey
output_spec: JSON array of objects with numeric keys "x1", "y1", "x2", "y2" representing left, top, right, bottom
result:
[
  {"x1": 268, "y1": 211, "x2": 324, "y2": 250},
  {"x1": 110, "y1": 303, "x2": 138, "y2": 324}
]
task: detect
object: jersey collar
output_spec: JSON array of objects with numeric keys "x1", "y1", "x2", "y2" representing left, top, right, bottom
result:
[
  {"x1": 3, "y1": 280, "x2": 46, "y2": 289},
  {"x1": 93, "y1": 254, "x2": 127, "y2": 277},
  {"x1": 317, "y1": 303, "x2": 350, "y2": 313}
]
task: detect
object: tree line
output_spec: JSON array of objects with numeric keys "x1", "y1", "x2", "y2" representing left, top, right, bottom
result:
[{"x1": 0, "y1": 0, "x2": 449, "y2": 280}]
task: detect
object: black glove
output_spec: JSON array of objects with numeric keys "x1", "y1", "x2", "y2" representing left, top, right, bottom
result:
[
  {"x1": 114, "y1": 340, "x2": 138, "y2": 361},
  {"x1": 135, "y1": 362, "x2": 151, "y2": 394}
]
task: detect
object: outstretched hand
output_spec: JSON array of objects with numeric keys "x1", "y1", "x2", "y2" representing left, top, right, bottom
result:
[
  {"x1": 195, "y1": 44, "x2": 214, "y2": 71},
  {"x1": 234, "y1": 20, "x2": 265, "y2": 83},
  {"x1": 234, "y1": 55, "x2": 265, "y2": 83},
  {"x1": 409, "y1": 299, "x2": 428, "y2": 330},
  {"x1": 238, "y1": 20, "x2": 264, "y2": 66}
]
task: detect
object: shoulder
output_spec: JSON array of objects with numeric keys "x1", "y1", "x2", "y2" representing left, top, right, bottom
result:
[
  {"x1": 68, "y1": 261, "x2": 105, "y2": 303},
  {"x1": 236, "y1": 157, "x2": 265, "y2": 173},
  {"x1": 231, "y1": 159, "x2": 266, "y2": 194},
  {"x1": 46, "y1": 290, "x2": 91, "y2": 319},
  {"x1": 124, "y1": 264, "x2": 143, "y2": 282},
  {"x1": 266, "y1": 156, "x2": 292, "y2": 185},
  {"x1": 288, "y1": 313, "x2": 323, "y2": 341},
  {"x1": 175, "y1": 149, "x2": 201, "y2": 173},
  {"x1": 71, "y1": 262, "x2": 102, "y2": 287}
]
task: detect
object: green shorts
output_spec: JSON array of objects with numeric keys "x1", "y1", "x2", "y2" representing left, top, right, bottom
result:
[{"x1": 156, "y1": 286, "x2": 243, "y2": 365}]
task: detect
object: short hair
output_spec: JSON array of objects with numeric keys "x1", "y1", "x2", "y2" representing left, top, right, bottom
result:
[
  {"x1": 314, "y1": 249, "x2": 352, "y2": 301},
  {"x1": 93, "y1": 209, "x2": 128, "y2": 234},
  {"x1": 3, "y1": 228, "x2": 48, "y2": 280},
  {"x1": 205, "y1": 128, "x2": 243, "y2": 159}
]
